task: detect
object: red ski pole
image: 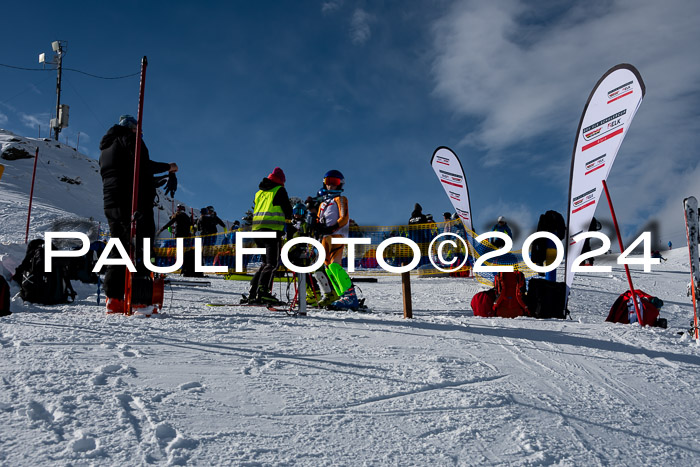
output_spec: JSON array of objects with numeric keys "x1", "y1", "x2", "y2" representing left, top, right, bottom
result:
[
  {"x1": 124, "y1": 56, "x2": 148, "y2": 316},
  {"x1": 25, "y1": 147, "x2": 39, "y2": 244},
  {"x1": 602, "y1": 180, "x2": 644, "y2": 326}
]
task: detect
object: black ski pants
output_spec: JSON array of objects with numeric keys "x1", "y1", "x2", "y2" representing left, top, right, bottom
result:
[
  {"x1": 249, "y1": 235, "x2": 282, "y2": 296},
  {"x1": 103, "y1": 207, "x2": 155, "y2": 299}
]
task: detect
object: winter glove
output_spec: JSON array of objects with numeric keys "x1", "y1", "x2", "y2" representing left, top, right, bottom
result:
[
  {"x1": 319, "y1": 224, "x2": 336, "y2": 236},
  {"x1": 164, "y1": 172, "x2": 178, "y2": 197}
]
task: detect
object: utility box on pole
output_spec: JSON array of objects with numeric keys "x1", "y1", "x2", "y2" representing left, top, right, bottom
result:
[{"x1": 58, "y1": 104, "x2": 69, "y2": 129}]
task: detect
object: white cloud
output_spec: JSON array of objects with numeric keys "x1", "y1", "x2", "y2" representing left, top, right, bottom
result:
[
  {"x1": 20, "y1": 113, "x2": 50, "y2": 130},
  {"x1": 0, "y1": 113, "x2": 7, "y2": 125},
  {"x1": 350, "y1": 8, "x2": 374, "y2": 45},
  {"x1": 430, "y1": 0, "x2": 700, "y2": 245},
  {"x1": 322, "y1": 0, "x2": 343, "y2": 14},
  {"x1": 431, "y1": 0, "x2": 700, "y2": 151}
]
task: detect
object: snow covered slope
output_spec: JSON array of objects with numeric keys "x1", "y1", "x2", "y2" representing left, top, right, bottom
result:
[
  {"x1": 1, "y1": 255, "x2": 699, "y2": 465},
  {"x1": 0, "y1": 128, "x2": 190, "y2": 245},
  {"x1": 0, "y1": 129, "x2": 699, "y2": 465}
]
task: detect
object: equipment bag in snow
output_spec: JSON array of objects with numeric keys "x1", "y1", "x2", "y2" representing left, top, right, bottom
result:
[
  {"x1": 493, "y1": 271, "x2": 529, "y2": 318},
  {"x1": 525, "y1": 278, "x2": 569, "y2": 319},
  {"x1": 0, "y1": 276, "x2": 11, "y2": 316},
  {"x1": 606, "y1": 289, "x2": 665, "y2": 327},
  {"x1": 471, "y1": 289, "x2": 496, "y2": 317},
  {"x1": 18, "y1": 244, "x2": 76, "y2": 305}
]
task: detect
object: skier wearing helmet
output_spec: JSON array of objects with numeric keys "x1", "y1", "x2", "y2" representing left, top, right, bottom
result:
[{"x1": 313, "y1": 169, "x2": 359, "y2": 310}]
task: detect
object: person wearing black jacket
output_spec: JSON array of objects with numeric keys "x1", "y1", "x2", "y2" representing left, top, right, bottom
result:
[
  {"x1": 242, "y1": 167, "x2": 293, "y2": 304},
  {"x1": 197, "y1": 206, "x2": 226, "y2": 236},
  {"x1": 157, "y1": 205, "x2": 192, "y2": 238},
  {"x1": 99, "y1": 114, "x2": 178, "y2": 313},
  {"x1": 408, "y1": 203, "x2": 429, "y2": 225}
]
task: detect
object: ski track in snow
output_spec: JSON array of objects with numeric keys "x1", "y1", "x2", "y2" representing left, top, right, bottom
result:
[
  {"x1": 1, "y1": 265, "x2": 699, "y2": 465},
  {"x1": 1, "y1": 129, "x2": 700, "y2": 464}
]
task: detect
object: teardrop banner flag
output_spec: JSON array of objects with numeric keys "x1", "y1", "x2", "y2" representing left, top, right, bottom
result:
[
  {"x1": 565, "y1": 64, "x2": 645, "y2": 291},
  {"x1": 430, "y1": 146, "x2": 474, "y2": 234}
]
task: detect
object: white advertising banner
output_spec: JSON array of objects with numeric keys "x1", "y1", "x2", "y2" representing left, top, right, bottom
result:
[
  {"x1": 431, "y1": 146, "x2": 474, "y2": 233},
  {"x1": 565, "y1": 64, "x2": 646, "y2": 290}
]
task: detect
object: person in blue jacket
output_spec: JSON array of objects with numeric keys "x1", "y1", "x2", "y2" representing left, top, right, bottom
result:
[{"x1": 490, "y1": 216, "x2": 512, "y2": 248}]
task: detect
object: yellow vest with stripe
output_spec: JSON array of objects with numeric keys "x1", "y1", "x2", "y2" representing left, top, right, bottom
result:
[{"x1": 253, "y1": 185, "x2": 285, "y2": 231}]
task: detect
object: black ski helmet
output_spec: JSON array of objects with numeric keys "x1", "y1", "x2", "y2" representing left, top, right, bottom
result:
[{"x1": 323, "y1": 169, "x2": 345, "y2": 188}]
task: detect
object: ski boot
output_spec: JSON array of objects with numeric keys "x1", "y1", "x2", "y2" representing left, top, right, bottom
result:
[
  {"x1": 106, "y1": 297, "x2": 125, "y2": 314},
  {"x1": 240, "y1": 291, "x2": 258, "y2": 304},
  {"x1": 305, "y1": 285, "x2": 322, "y2": 307},
  {"x1": 329, "y1": 286, "x2": 359, "y2": 311},
  {"x1": 256, "y1": 287, "x2": 284, "y2": 306},
  {"x1": 318, "y1": 290, "x2": 339, "y2": 307}
]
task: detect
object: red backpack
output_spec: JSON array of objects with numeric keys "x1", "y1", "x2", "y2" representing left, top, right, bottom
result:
[
  {"x1": 493, "y1": 271, "x2": 529, "y2": 318},
  {"x1": 606, "y1": 289, "x2": 662, "y2": 327},
  {"x1": 471, "y1": 289, "x2": 496, "y2": 317}
]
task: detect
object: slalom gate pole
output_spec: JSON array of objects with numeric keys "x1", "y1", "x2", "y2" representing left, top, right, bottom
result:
[
  {"x1": 602, "y1": 180, "x2": 644, "y2": 325},
  {"x1": 682, "y1": 198, "x2": 700, "y2": 342},
  {"x1": 402, "y1": 271, "x2": 413, "y2": 319},
  {"x1": 25, "y1": 147, "x2": 39, "y2": 244},
  {"x1": 124, "y1": 56, "x2": 148, "y2": 316},
  {"x1": 299, "y1": 272, "x2": 306, "y2": 316}
]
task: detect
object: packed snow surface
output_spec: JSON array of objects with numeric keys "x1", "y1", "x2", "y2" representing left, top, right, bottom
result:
[{"x1": 1, "y1": 129, "x2": 699, "y2": 465}]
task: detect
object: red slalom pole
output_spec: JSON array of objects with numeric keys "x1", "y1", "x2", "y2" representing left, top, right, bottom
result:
[
  {"x1": 124, "y1": 56, "x2": 148, "y2": 316},
  {"x1": 602, "y1": 180, "x2": 644, "y2": 326},
  {"x1": 25, "y1": 147, "x2": 39, "y2": 244}
]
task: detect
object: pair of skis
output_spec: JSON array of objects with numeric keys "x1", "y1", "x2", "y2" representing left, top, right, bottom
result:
[
  {"x1": 206, "y1": 298, "x2": 371, "y2": 316},
  {"x1": 683, "y1": 197, "x2": 700, "y2": 342}
]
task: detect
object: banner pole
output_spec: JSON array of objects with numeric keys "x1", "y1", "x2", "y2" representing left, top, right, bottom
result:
[
  {"x1": 602, "y1": 180, "x2": 644, "y2": 325},
  {"x1": 25, "y1": 147, "x2": 39, "y2": 244}
]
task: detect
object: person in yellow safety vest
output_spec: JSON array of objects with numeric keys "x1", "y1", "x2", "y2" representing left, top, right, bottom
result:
[
  {"x1": 313, "y1": 169, "x2": 360, "y2": 310},
  {"x1": 241, "y1": 167, "x2": 293, "y2": 305}
]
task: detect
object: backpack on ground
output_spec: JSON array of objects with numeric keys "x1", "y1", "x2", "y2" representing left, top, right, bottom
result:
[
  {"x1": 537, "y1": 210, "x2": 566, "y2": 239},
  {"x1": 0, "y1": 276, "x2": 11, "y2": 316},
  {"x1": 493, "y1": 271, "x2": 529, "y2": 318},
  {"x1": 531, "y1": 210, "x2": 566, "y2": 265},
  {"x1": 471, "y1": 289, "x2": 496, "y2": 317},
  {"x1": 525, "y1": 278, "x2": 569, "y2": 319},
  {"x1": 606, "y1": 289, "x2": 666, "y2": 327},
  {"x1": 68, "y1": 251, "x2": 98, "y2": 284},
  {"x1": 17, "y1": 242, "x2": 76, "y2": 305}
]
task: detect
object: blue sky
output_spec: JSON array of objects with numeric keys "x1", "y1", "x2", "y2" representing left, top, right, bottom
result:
[{"x1": 2, "y1": 0, "x2": 699, "y2": 247}]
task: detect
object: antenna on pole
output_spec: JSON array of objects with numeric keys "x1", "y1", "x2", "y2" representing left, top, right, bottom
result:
[{"x1": 39, "y1": 40, "x2": 69, "y2": 141}]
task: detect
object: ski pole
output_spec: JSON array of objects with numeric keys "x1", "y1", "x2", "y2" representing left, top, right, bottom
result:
[{"x1": 602, "y1": 180, "x2": 644, "y2": 326}]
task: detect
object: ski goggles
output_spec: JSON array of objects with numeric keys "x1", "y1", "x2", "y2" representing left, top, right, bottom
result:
[{"x1": 323, "y1": 176, "x2": 343, "y2": 187}]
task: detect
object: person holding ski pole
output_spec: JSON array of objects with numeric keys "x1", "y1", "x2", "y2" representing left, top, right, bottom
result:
[{"x1": 99, "y1": 114, "x2": 178, "y2": 314}]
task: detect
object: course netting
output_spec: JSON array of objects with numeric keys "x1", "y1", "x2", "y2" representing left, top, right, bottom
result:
[{"x1": 150, "y1": 220, "x2": 536, "y2": 287}]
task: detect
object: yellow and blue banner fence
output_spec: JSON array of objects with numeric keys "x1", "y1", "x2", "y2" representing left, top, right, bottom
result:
[{"x1": 151, "y1": 220, "x2": 537, "y2": 287}]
